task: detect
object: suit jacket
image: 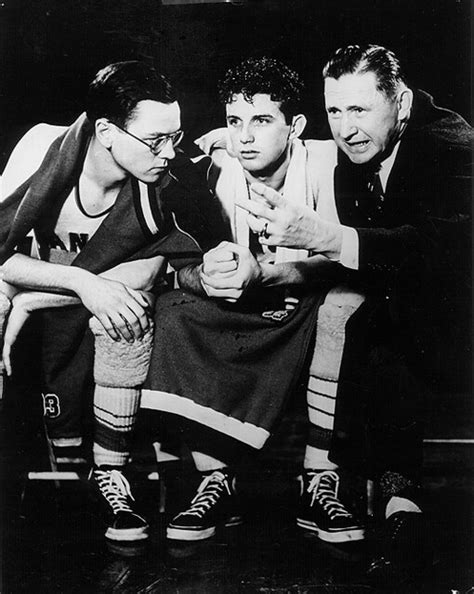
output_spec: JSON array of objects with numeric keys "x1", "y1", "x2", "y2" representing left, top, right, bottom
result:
[{"x1": 328, "y1": 90, "x2": 472, "y2": 477}]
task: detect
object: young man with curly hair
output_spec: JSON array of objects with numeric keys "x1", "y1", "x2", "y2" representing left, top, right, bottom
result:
[{"x1": 143, "y1": 56, "x2": 365, "y2": 545}]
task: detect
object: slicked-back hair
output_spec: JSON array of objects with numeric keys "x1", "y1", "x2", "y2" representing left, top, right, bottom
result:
[
  {"x1": 85, "y1": 61, "x2": 177, "y2": 127},
  {"x1": 323, "y1": 45, "x2": 407, "y2": 100},
  {"x1": 218, "y1": 57, "x2": 305, "y2": 124}
]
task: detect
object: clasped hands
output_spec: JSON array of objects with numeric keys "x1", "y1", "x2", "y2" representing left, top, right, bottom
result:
[{"x1": 199, "y1": 241, "x2": 262, "y2": 302}]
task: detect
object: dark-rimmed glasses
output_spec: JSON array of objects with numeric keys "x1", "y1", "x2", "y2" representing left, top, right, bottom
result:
[{"x1": 111, "y1": 121, "x2": 184, "y2": 156}]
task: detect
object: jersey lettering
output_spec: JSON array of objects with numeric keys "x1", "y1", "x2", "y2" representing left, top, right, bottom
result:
[
  {"x1": 69, "y1": 232, "x2": 89, "y2": 252},
  {"x1": 42, "y1": 393, "x2": 61, "y2": 419}
]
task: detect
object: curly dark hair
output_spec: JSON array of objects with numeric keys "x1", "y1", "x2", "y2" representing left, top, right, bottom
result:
[{"x1": 218, "y1": 57, "x2": 305, "y2": 123}]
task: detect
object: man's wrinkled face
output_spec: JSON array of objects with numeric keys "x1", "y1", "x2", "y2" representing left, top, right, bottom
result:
[
  {"x1": 226, "y1": 93, "x2": 293, "y2": 174},
  {"x1": 111, "y1": 99, "x2": 181, "y2": 183},
  {"x1": 324, "y1": 72, "x2": 402, "y2": 164}
]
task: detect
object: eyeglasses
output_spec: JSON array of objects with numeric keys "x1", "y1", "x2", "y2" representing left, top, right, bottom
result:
[{"x1": 111, "y1": 122, "x2": 184, "y2": 156}]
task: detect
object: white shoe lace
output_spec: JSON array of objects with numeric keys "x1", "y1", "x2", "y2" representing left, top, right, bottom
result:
[
  {"x1": 307, "y1": 470, "x2": 352, "y2": 519},
  {"x1": 184, "y1": 470, "x2": 231, "y2": 518},
  {"x1": 94, "y1": 469, "x2": 135, "y2": 515}
]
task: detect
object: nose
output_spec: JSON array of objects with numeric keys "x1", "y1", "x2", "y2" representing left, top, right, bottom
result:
[
  {"x1": 159, "y1": 138, "x2": 176, "y2": 160},
  {"x1": 240, "y1": 123, "x2": 254, "y2": 144},
  {"x1": 340, "y1": 113, "x2": 357, "y2": 139}
]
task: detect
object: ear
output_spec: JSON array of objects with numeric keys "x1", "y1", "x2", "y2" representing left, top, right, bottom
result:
[
  {"x1": 289, "y1": 114, "x2": 307, "y2": 139},
  {"x1": 95, "y1": 118, "x2": 114, "y2": 149},
  {"x1": 397, "y1": 88, "x2": 413, "y2": 122}
]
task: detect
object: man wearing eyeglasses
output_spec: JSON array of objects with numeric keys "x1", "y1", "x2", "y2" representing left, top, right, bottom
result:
[{"x1": 0, "y1": 61, "x2": 226, "y2": 544}]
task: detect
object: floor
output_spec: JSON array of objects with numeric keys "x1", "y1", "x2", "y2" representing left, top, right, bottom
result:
[{"x1": 1, "y1": 397, "x2": 473, "y2": 594}]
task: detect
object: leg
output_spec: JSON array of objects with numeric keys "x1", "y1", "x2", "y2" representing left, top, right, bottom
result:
[
  {"x1": 88, "y1": 317, "x2": 154, "y2": 543},
  {"x1": 167, "y1": 425, "x2": 245, "y2": 542},
  {"x1": 365, "y1": 346, "x2": 432, "y2": 583},
  {"x1": 41, "y1": 307, "x2": 94, "y2": 455},
  {"x1": 298, "y1": 289, "x2": 365, "y2": 543}
]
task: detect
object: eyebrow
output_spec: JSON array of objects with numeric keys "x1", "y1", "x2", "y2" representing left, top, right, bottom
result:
[
  {"x1": 144, "y1": 130, "x2": 180, "y2": 139},
  {"x1": 326, "y1": 104, "x2": 366, "y2": 111},
  {"x1": 226, "y1": 113, "x2": 275, "y2": 120}
]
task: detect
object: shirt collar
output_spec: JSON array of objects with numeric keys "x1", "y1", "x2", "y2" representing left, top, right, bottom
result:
[{"x1": 378, "y1": 140, "x2": 401, "y2": 191}]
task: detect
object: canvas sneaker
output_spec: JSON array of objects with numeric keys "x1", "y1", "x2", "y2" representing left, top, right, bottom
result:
[
  {"x1": 92, "y1": 466, "x2": 149, "y2": 542},
  {"x1": 167, "y1": 469, "x2": 242, "y2": 541},
  {"x1": 296, "y1": 469, "x2": 365, "y2": 542}
]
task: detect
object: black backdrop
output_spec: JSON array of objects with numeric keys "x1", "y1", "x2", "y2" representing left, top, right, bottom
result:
[
  {"x1": 0, "y1": 0, "x2": 471, "y2": 169},
  {"x1": 0, "y1": 0, "x2": 471, "y2": 389}
]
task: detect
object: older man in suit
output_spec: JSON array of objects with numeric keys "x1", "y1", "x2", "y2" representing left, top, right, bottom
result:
[{"x1": 240, "y1": 44, "x2": 471, "y2": 580}]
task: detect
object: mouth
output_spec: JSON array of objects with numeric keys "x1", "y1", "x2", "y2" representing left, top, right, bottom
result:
[
  {"x1": 239, "y1": 150, "x2": 259, "y2": 159},
  {"x1": 148, "y1": 167, "x2": 167, "y2": 178},
  {"x1": 151, "y1": 163, "x2": 168, "y2": 171},
  {"x1": 345, "y1": 140, "x2": 370, "y2": 151}
]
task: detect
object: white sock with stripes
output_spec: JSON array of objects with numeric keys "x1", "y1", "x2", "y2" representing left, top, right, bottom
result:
[{"x1": 93, "y1": 386, "x2": 140, "y2": 467}]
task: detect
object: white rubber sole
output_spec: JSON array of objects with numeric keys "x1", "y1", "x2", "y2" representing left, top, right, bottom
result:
[
  {"x1": 296, "y1": 518, "x2": 365, "y2": 542},
  {"x1": 167, "y1": 516, "x2": 243, "y2": 541},
  {"x1": 167, "y1": 526, "x2": 216, "y2": 541},
  {"x1": 105, "y1": 526, "x2": 149, "y2": 542}
]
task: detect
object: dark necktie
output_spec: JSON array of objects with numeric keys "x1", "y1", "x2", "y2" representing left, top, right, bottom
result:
[
  {"x1": 354, "y1": 167, "x2": 385, "y2": 225},
  {"x1": 367, "y1": 168, "x2": 385, "y2": 216}
]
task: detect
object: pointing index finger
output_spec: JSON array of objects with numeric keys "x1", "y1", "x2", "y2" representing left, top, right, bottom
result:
[
  {"x1": 250, "y1": 182, "x2": 285, "y2": 208},
  {"x1": 235, "y1": 200, "x2": 267, "y2": 218}
]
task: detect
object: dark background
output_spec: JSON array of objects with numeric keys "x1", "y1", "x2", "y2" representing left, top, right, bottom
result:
[
  {"x1": 0, "y1": 0, "x2": 471, "y2": 389},
  {"x1": 0, "y1": 0, "x2": 471, "y2": 169}
]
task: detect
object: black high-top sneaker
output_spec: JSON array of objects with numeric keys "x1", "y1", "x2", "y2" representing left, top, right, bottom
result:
[
  {"x1": 91, "y1": 466, "x2": 149, "y2": 542},
  {"x1": 296, "y1": 469, "x2": 365, "y2": 542},
  {"x1": 167, "y1": 468, "x2": 242, "y2": 541}
]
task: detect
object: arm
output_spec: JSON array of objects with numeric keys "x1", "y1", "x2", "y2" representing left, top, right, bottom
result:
[
  {"x1": 177, "y1": 263, "x2": 206, "y2": 296},
  {"x1": 194, "y1": 128, "x2": 233, "y2": 165},
  {"x1": 2, "y1": 291, "x2": 80, "y2": 376},
  {"x1": 241, "y1": 184, "x2": 425, "y2": 291},
  {"x1": 2, "y1": 287, "x2": 157, "y2": 377},
  {"x1": 259, "y1": 255, "x2": 351, "y2": 288},
  {"x1": 1, "y1": 256, "x2": 163, "y2": 376},
  {"x1": 100, "y1": 255, "x2": 166, "y2": 291},
  {"x1": 179, "y1": 241, "x2": 348, "y2": 301},
  {"x1": 1, "y1": 253, "x2": 151, "y2": 341}
]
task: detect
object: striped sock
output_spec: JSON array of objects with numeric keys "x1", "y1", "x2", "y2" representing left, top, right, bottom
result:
[
  {"x1": 306, "y1": 375, "x2": 337, "y2": 435},
  {"x1": 305, "y1": 374, "x2": 337, "y2": 466},
  {"x1": 304, "y1": 288, "x2": 364, "y2": 474},
  {"x1": 93, "y1": 386, "x2": 140, "y2": 467}
]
